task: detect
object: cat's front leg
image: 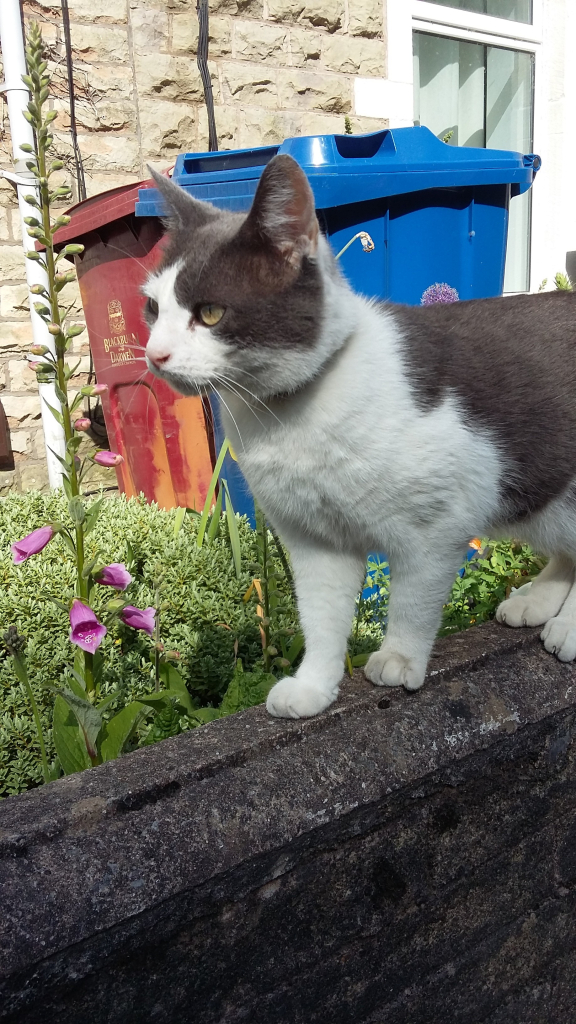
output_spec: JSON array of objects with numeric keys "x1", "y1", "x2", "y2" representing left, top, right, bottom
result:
[
  {"x1": 365, "y1": 541, "x2": 469, "y2": 691},
  {"x1": 266, "y1": 539, "x2": 365, "y2": 719}
]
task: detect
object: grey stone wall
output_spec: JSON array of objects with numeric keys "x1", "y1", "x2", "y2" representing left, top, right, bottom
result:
[
  {"x1": 0, "y1": 0, "x2": 388, "y2": 492},
  {"x1": 2, "y1": 620, "x2": 576, "y2": 1023}
]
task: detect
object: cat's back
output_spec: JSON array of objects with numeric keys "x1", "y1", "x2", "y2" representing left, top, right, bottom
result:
[{"x1": 393, "y1": 291, "x2": 576, "y2": 517}]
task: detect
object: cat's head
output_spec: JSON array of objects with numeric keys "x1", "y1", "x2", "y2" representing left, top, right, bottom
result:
[{"x1": 143, "y1": 155, "x2": 342, "y2": 400}]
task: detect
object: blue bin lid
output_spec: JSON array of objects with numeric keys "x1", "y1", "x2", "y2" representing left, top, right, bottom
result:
[{"x1": 135, "y1": 125, "x2": 540, "y2": 217}]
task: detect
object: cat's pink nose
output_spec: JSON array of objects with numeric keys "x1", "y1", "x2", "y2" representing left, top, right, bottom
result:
[{"x1": 148, "y1": 351, "x2": 171, "y2": 369}]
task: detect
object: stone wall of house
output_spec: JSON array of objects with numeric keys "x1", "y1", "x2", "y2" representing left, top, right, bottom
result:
[{"x1": 0, "y1": 0, "x2": 388, "y2": 494}]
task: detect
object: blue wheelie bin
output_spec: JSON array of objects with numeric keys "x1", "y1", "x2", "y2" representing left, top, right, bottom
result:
[{"x1": 135, "y1": 127, "x2": 540, "y2": 524}]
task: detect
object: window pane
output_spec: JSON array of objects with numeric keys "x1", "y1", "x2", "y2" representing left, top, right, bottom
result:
[
  {"x1": 423, "y1": 1, "x2": 532, "y2": 25},
  {"x1": 413, "y1": 31, "x2": 534, "y2": 291}
]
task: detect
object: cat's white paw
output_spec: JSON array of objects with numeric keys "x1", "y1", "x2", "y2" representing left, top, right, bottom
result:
[
  {"x1": 541, "y1": 615, "x2": 576, "y2": 661},
  {"x1": 496, "y1": 579, "x2": 571, "y2": 628},
  {"x1": 266, "y1": 675, "x2": 336, "y2": 719},
  {"x1": 364, "y1": 647, "x2": 427, "y2": 691}
]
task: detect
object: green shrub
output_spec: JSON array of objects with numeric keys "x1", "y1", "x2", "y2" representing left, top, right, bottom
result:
[{"x1": 0, "y1": 491, "x2": 296, "y2": 797}]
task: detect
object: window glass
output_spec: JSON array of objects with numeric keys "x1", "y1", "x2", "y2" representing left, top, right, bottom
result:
[
  {"x1": 413, "y1": 31, "x2": 534, "y2": 290},
  {"x1": 422, "y1": 0, "x2": 532, "y2": 24}
]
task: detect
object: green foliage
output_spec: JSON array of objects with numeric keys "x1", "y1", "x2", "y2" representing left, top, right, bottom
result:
[
  {"x1": 0, "y1": 491, "x2": 296, "y2": 797},
  {"x1": 344, "y1": 115, "x2": 353, "y2": 135},
  {"x1": 440, "y1": 540, "x2": 545, "y2": 636},
  {"x1": 554, "y1": 271, "x2": 573, "y2": 292}
]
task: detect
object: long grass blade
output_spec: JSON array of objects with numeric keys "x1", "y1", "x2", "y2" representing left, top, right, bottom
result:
[
  {"x1": 221, "y1": 478, "x2": 242, "y2": 579},
  {"x1": 196, "y1": 438, "x2": 229, "y2": 549}
]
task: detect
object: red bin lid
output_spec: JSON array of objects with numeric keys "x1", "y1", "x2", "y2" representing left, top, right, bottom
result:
[{"x1": 52, "y1": 179, "x2": 157, "y2": 246}]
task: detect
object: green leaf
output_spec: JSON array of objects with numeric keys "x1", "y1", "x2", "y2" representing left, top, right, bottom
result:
[
  {"x1": 189, "y1": 707, "x2": 221, "y2": 725},
  {"x1": 285, "y1": 631, "x2": 305, "y2": 666},
  {"x1": 84, "y1": 497, "x2": 104, "y2": 536},
  {"x1": 52, "y1": 695, "x2": 92, "y2": 775},
  {"x1": 173, "y1": 505, "x2": 186, "y2": 538},
  {"x1": 221, "y1": 479, "x2": 242, "y2": 579},
  {"x1": 206, "y1": 487, "x2": 222, "y2": 544},
  {"x1": 197, "y1": 438, "x2": 229, "y2": 548},
  {"x1": 44, "y1": 397, "x2": 65, "y2": 424},
  {"x1": 53, "y1": 688, "x2": 103, "y2": 761},
  {"x1": 100, "y1": 702, "x2": 146, "y2": 762},
  {"x1": 136, "y1": 689, "x2": 190, "y2": 714},
  {"x1": 158, "y1": 663, "x2": 195, "y2": 715},
  {"x1": 68, "y1": 496, "x2": 85, "y2": 525},
  {"x1": 54, "y1": 383, "x2": 67, "y2": 406}
]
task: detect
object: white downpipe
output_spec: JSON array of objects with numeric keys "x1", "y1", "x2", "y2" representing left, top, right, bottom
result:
[{"x1": 0, "y1": 0, "x2": 65, "y2": 489}]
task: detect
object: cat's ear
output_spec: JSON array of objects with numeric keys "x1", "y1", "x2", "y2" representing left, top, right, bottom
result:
[
  {"x1": 242, "y1": 155, "x2": 318, "y2": 268},
  {"x1": 147, "y1": 166, "x2": 218, "y2": 230}
]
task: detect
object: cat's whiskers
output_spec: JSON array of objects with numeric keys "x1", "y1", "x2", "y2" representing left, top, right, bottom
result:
[
  {"x1": 210, "y1": 382, "x2": 246, "y2": 453},
  {"x1": 213, "y1": 375, "x2": 267, "y2": 431},
  {"x1": 216, "y1": 372, "x2": 284, "y2": 427}
]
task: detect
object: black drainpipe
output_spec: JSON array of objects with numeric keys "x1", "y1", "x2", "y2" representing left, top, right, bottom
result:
[{"x1": 196, "y1": 0, "x2": 218, "y2": 151}]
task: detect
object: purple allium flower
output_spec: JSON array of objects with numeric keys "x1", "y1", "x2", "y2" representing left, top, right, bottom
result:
[
  {"x1": 95, "y1": 563, "x2": 133, "y2": 591},
  {"x1": 69, "y1": 599, "x2": 107, "y2": 653},
  {"x1": 94, "y1": 450, "x2": 124, "y2": 467},
  {"x1": 421, "y1": 283, "x2": 459, "y2": 306},
  {"x1": 120, "y1": 605, "x2": 156, "y2": 636},
  {"x1": 12, "y1": 525, "x2": 55, "y2": 564}
]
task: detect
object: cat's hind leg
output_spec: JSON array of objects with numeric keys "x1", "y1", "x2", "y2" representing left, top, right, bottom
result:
[
  {"x1": 365, "y1": 539, "x2": 470, "y2": 691},
  {"x1": 496, "y1": 553, "x2": 574, "y2": 628}
]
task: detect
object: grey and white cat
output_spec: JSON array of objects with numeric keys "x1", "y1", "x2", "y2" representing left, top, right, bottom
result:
[{"x1": 144, "y1": 155, "x2": 576, "y2": 720}]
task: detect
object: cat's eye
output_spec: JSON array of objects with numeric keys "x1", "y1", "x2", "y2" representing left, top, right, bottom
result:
[
  {"x1": 146, "y1": 297, "x2": 159, "y2": 319},
  {"x1": 198, "y1": 303, "x2": 225, "y2": 326}
]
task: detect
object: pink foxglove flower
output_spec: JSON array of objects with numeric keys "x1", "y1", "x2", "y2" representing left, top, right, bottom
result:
[
  {"x1": 69, "y1": 600, "x2": 107, "y2": 653},
  {"x1": 95, "y1": 563, "x2": 133, "y2": 591},
  {"x1": 120, "y1": 605, "x2": 156, "y2": 636},
  {"x1": 12, "y1": 525, "x2": 54, "y2": 564},
  {"x1": 94, "y1": 450, "x2": 123, "y2": 467},
  {"x1": 74, "y1": 417, "x2": 91, "y2": 431}
]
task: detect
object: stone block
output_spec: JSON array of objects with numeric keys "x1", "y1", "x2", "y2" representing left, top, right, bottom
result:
[
  {"x1": 322, "y1": 34, "x2": 385, "y2": 76},
  {"x1": 84, "y1": 172, "x2": 143, "y2": 198},
  {"x1": 221, "y1": 63, "x2": 278, "y2": 108},
  {"x1": 348, "y1": 0, "x2": 383, "y2": 37},
  {"x1": 9, "y1": 430, "x2": 31, "y2": 455},
  {"x1": 234, "y1": 107, "x2": 302, "y2": 148},
  {"x1": 209, "y1": 0, "x2": 264, "y2": 14},
  {"x1": 171, "y1": 13, "x2": 231, "y2": 56},
  {"x1": 138, "y1": 98, "x2": 197, "y2": 157},
  {"x1": 130, "y1": 8, "x2": 170, "y2": 54},
  {"x1": 55, "y1": 98, "x2": 137, "y2": 134},
  {"x1": 73, "y1": 133, "x2": 141, "y2": 175},
  {"x1": 7, "y1": 359, "x2": 37, "y2": 393},
  {"x1": 9, "y1": 209, "x2": 22, "y2": 243},
  {"x1": 196, "y1": 104, "x2": 237, "y2": 150},
  {"x1": 277, "y1": 69, "x2": 351, "y2": 113},
  {"x1": 33, "y1": 0, "x2": 127, "y2": 19},
  {"x1": 0, "y1": 469, "x2": 15, "y2": 494},
  {"x1": 83, "y1": 64, "x2": 135, "y2": 100},
  {"x1": 267, "y1": 0, "x2": 345, "y2": 31},
  {"x1": 0, "y1": 322, "x2": 33, "y2": 353},
  {"x1": 18, "y1": 461, "x2": 50, "y2": 493},
  {"x1": 0, "y1": 284, "x2": 29, "y2": 320},
  {"x1": 289, "y1": 27, "x2": 322, "y2": 66},
  {"x1": 233, "y1": 22, "x2": 289, "y2": 63},
  {"x1": 0, "y1": 245, "x2": 26, "y2": 282},
  {"x1": 297, "y1": 109, "x2": 352, "y2": 136},
  {"x1": 70, "y1": 24, "x2": 130, "y2": 63},
  {"x1": 2, "y1": 393, "x2": 42, "y2": 426},
  {"x1": 134, "y1": 53, "x2": 211, "y2": 101},
  {"x1": 0, "y1": 208, "x2": 10, "y2": 241}
]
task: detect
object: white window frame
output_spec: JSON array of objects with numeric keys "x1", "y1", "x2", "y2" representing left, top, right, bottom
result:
[{"x1": 411, "y1": 0, "x2": 544, "y2": 291}]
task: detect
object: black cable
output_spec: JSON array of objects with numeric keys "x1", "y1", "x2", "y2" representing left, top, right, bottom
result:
[
  {"x1": 61, "y1": 0, "x2": 86, "y2": 201},
  {"x1": 196, "y1": 0, "x2": 218, "y2": 152}
]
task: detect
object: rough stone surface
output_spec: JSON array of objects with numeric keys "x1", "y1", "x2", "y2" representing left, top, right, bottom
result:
[
  {"x1": 277, "y1": 68, "x2": 352, "y2": 112},
  {"x1": 322, "y1": 34, "x2": 385, "y2": 76},
  {"x1": 2, "y1": 622, "x2": 576, "y2": 1023},
  {"x1": 233, "y1": 21, "x2": 289, "y2": 63},
  {"x1": 348, "y1": 0, "x2": 384, "y2": 38}
]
